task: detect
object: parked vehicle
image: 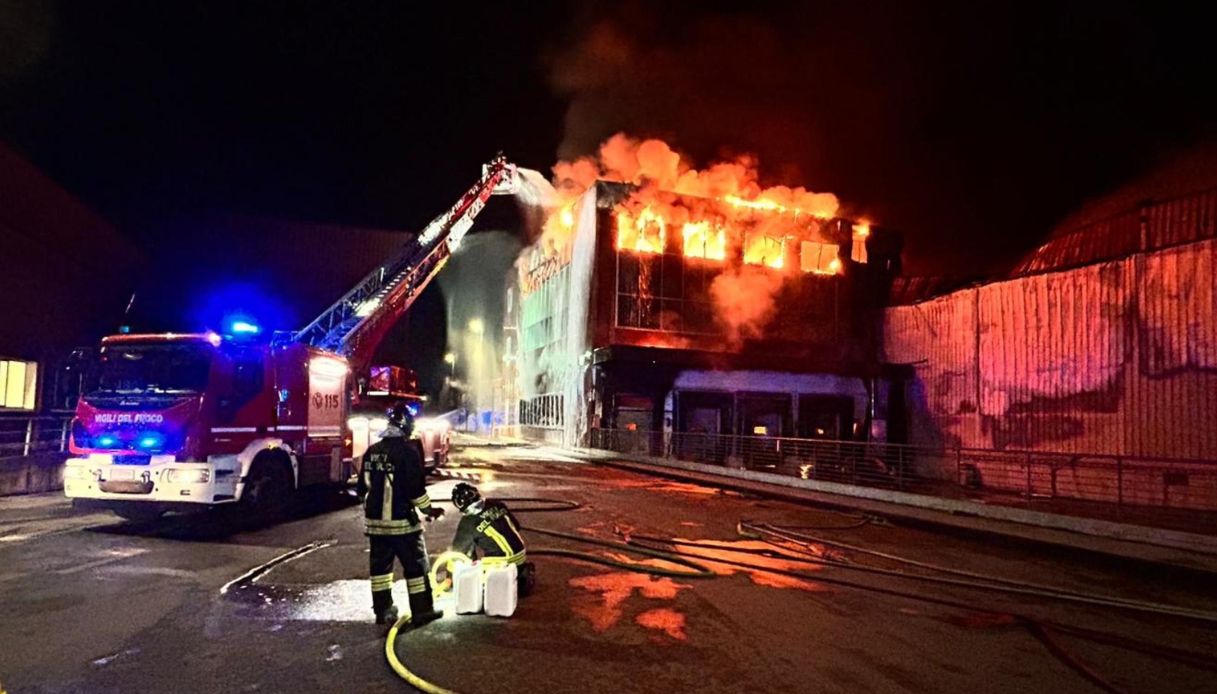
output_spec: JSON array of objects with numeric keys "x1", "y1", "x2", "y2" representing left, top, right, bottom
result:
[{"x1": 64, "y1": 330, "x2": 351, "y2": 521}]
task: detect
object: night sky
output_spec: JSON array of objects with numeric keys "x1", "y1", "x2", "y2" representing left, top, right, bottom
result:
[{"x1": 3, "y1": 1, "x2": 1217, "y2": 383}]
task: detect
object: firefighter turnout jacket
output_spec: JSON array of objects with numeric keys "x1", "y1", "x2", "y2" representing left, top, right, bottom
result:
[
  {"x1": 451, "y1": 500, "x2": 527, "y2": 565},
  {"x1": 357, "y1": 435, "x2": 432, "y2": 535}
]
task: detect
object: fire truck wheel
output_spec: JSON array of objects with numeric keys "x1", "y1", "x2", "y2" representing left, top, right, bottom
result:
[{"x1": 243, "y1": 455, "x2": 293, "y2": 519}]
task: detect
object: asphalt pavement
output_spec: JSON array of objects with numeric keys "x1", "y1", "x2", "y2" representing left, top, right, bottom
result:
[{"x1": 2, "y1": 442, "x2": 1217, "y2": 693}]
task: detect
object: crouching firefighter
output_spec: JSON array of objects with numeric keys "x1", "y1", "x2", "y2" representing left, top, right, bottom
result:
[
  {"x1": 449, "y1": 483, "x2": 536, "y2": 596},
  {"x1": 357, "y1": 404, "x2": 445, "y2": 626}
]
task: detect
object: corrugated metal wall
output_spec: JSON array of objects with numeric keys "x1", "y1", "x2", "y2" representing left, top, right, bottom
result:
[
  {"x1": 883, "y1": 288, "x2": 979, "y2": 449},
  {"x1": 885, "y1": 238, "x2": 1217, "y2": 460}
]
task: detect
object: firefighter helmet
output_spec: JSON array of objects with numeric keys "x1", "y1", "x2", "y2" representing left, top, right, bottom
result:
[
  {"x1": 451, "y1": 483, "x2": 482, "y2": 512},
  {"x1": 386, "y1": 402, "x2": 415, "y2": 434}
]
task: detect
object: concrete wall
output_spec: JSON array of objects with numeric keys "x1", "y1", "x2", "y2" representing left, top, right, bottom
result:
[{"x1": 0, "y1": 454, "x2": 66, "y2": 496}]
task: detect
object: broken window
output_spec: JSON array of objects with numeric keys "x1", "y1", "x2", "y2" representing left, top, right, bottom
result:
[
  {"x1": 800, "y1": 241, "x2": 842, "y2": 274},
  {"x1": 851, "y1": 223, "x2": 869, "y2": 264},
  {"x1": 743, "y1": 234, "x2": 786, "y2": 269},
  {"x1": 616, "y1": 208, "x2": 666, "y2": 255},
  {"x1": 681, "y1": 221, "x2": 726, "y2": 261}
]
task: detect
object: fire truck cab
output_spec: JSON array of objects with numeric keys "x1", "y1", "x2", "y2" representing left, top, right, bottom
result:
[{"x1": 63, "y1": 331, "x2": 351, "y2": 520}]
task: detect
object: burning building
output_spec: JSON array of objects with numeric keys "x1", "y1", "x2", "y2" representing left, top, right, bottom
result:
[{"x1": 503, "y1": 143, "x2": 902, "y2": 448}]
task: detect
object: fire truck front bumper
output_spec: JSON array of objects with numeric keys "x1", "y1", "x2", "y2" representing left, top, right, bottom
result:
[{"x1": 63, "y1": 454, "x2": 241, "y2": 507}]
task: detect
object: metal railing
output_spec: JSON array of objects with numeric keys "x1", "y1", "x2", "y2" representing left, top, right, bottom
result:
[
  {"x1": 588, "y1": 429, "x2": 1217, "y2": 532},
  {"x1": 519, "y1": 394, "x2": 564, "y2": 430},
  {"x1": 0, "y1": 414, "x2": 74, "y2": 459}
]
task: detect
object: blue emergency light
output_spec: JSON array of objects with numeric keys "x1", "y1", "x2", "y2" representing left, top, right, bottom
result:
[
  {"x1": 137, "y1": 432, "x2": 164, "y2": 450},
  {"x1": 229, "y1": 320, "x2": 261, "y2": 335}
]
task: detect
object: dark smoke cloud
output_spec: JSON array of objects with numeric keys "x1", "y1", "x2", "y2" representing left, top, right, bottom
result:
[{"x1": 546, "y1": 2, "x2": 1217, "y2": 276}]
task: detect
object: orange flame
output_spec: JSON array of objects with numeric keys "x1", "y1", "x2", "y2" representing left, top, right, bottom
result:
[
  {"x1": 724, "y1": 195, "x2": 786, "y2": 213},
  {"x1": 559, "y1": 205, "x2": 576, "y2": 229},
  {"x1": 743, "y1": 233, "x2": 786, "y2": 270},
  {"x1": 616, "y1": 206, "x2": 666, "y2": 254},
  {"x1": 542, "y1": 133, "x2": 860, "y2": 340},
  {"x1": 799, "y1": 241, "x2": 843, "y2": 275},
  {"x1": 682, "y1": 221, "x2": 726, "y2": 261},
  {"x1": 548, "y1": 133, "x2": 842, "y2": 258}
]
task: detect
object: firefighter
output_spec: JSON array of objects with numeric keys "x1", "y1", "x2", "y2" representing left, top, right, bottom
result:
[
  {"x1": 357, "y1": 403, "x2": 444, "y2": 627},
  {"x1": 449, "y1": 483, "x2": 536, "y2": 596}
]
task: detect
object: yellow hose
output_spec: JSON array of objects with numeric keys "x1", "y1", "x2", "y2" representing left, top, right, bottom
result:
[
  {"x1": 384, "y1": 497, "x2": 713, "y2": 691},
  {"x1": 384, "y1": 613, "x2": 461, "y2": 694},
  {"x1": 428, "y1": 550, "x2": 472, "y2": 595}
]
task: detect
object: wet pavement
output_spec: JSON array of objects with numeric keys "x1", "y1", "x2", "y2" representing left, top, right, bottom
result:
[{"x1": 2, "y1": 444, "x2": 1217, "y2": 693}]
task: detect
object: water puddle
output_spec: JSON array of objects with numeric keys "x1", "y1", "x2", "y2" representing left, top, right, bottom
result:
[
  {"x1": 568, "y1": 572, "x2": 689, "y2": 634},
  {"x1": 92, "y1": 648, "x2": 140, "y2": 668},
  {"x1": 664, "y1": 538, "x2": 830, "y2": 592},
  {"x1": 576, "y1": 468, "x2": 723, "y2": 496},
  {"x1": 226, "y1": 578, "x2": 419, "y2": 622},
  {"x1": 635, "y1": 608, "x2": 687, "y2": 641}
]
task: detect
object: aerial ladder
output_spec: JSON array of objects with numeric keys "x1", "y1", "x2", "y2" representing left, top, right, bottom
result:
[{"x1": 285, "y1": 155, "x2": 520, "y2": 370}]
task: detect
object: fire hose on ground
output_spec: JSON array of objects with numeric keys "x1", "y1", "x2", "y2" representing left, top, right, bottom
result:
[
  {"x1": 384, "y1": 497, "x2": 715, "y2": 693},
  {"x1": 624, "y1": 522, "x2": 1217, "y2": 694},
  {"x1": 384, "y1": 497, "x2": 1217, "y2": 694}
]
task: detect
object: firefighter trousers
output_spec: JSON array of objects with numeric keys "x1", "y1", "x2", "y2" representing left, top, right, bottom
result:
[{"x1": 368, "y1": 531, "x2": 434, "y2": 618}]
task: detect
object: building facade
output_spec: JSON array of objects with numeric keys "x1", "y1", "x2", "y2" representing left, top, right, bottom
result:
[
  {"x1": 0, "y1": 142, "x2": 141, "y2": 415},
  {"x1": 507, "y1": 181, "x2": 903, "y2": 450}
]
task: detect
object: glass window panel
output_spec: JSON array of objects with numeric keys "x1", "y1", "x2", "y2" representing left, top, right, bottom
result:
[
  {"x1": 5, "y1": 361, "x2": 26, "y2": 408},
  {"x1": 23, "y1": 362, "x2": 37, "y2": 410}
]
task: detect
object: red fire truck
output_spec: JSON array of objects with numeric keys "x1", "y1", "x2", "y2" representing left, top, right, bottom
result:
[
  {"x1": 352, "y1": 365, "x2": 452, "y2": 470},
  {"x1": 63, "y1": 158, "x2": 517, "y2": 520},
  {"x1": 64, "y1": 332, "x2": 350, "y2": 520}
]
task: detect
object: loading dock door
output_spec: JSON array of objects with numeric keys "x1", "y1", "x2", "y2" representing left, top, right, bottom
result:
[
  {"x1": 687, "y1": 407, "x2": 720, "y2": 435},
  {"x1": 798, "y1": 395, "x2": 854, "y2": 440},
  {"x1": 675, "y1": 391, "x2": 734, "y2": 464},
  {"x1": 739, "y1": 394, "x2": 792, "y2": 469},
  {"x1": 614, "y1": 394, "x2": 654, "y2": 455}
]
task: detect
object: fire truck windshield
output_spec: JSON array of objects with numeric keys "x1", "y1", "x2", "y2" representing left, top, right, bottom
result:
[{"x1": 86, "y1": 343, "x2": 213, "y2": 396}]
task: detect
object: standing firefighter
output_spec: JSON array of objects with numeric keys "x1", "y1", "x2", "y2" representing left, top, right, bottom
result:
[
  {"x1": 449, "y1": 483, "x2": 536, "y2": 595},
  {"x1": 357, "y1": 404, "x2": 444, "y2": 626}
]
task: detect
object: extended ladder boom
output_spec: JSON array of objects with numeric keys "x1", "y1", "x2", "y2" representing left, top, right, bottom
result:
[{"x1": 291, "y1": 156, "x2": 518, "y2": 368}]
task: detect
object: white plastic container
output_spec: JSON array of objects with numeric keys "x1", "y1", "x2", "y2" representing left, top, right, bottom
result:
[
  {"x1": 483, "y1": 564, "x2": 518, "y2": 618},
  {"x1": 454, "y1": 562, "x2": 484, "y2": 615}
]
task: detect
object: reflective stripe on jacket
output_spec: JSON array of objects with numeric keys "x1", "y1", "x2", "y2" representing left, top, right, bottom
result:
[
  {"x1": 451, "y1": 500, "x2": 526, "y2": 563},
  {"x1": 356, "y1": 436, "x2": 430, "y2": 536}
]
